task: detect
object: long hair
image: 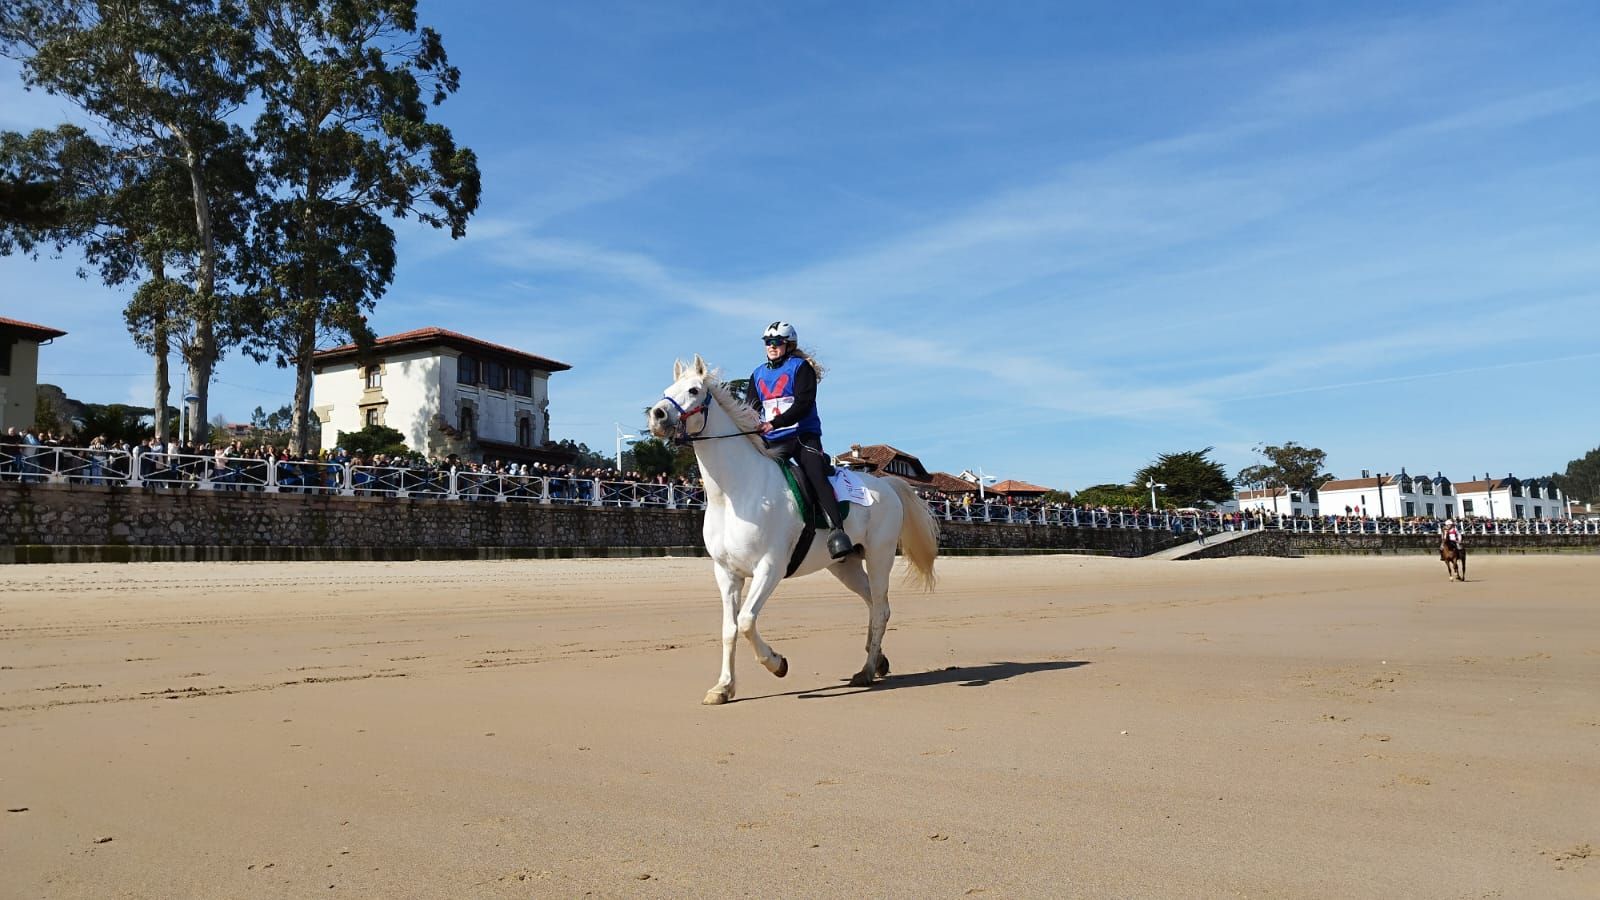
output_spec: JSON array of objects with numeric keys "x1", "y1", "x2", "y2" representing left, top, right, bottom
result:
[{"x1": 790, "y1": 344, "x2": 826, "y2": 381}]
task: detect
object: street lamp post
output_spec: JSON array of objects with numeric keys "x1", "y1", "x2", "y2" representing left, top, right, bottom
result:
[
  {"x1": 973, "y1": 467, "x2": 998, "y2": 501},
  {"x1": 1146, "y1": 478, "x2": 1166, "y2": 511},
  {"x1": 615, "y1": 423, "x2": 638, "y2": 471},
  {"x1": 177, "y1": 392, "x2": 200, "y2": 449}
]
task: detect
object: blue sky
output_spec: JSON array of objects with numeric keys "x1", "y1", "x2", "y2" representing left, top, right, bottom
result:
[{"x1": 3, "y1": 1, "x2": 1597, "y2": 489}]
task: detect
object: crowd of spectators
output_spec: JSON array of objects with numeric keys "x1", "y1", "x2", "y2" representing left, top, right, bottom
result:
[
  {"x1": 4, "y1": 427, "x2": 1589, "y2": 531},
  {"x1": 0, "y1": 428, "x2": 706, "y2": 507}
]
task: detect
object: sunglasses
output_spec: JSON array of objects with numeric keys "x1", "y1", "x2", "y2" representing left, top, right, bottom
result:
[{"x1": 763, "y1": 337, "x2": 789, "y2": 347}]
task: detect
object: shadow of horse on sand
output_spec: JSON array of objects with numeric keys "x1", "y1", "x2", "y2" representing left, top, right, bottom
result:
[{"x1": 749, "y1": 660, "x2": 1090, "y2": 702}]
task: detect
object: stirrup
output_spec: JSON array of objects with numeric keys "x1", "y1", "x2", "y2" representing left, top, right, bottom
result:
[{"x1": 826, "y1": 529, "x2": 854, "y2": 559}]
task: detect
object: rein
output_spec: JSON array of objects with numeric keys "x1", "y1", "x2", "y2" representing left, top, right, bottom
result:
[{"x1": 661, "y1": 390, "x2": 763, "y2": 446}]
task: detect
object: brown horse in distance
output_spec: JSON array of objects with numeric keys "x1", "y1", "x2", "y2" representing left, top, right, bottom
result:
[{"x1": 1440, "y1": 533, "x2": 1466, "y2": 582}]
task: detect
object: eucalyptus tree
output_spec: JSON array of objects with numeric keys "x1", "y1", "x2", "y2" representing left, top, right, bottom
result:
[
  {"x1": 244, "y1": 0, "x2": 480, "y2": 455},
  {"x1": 1, "y1": 0, "x2": 257, "y2": 443}
]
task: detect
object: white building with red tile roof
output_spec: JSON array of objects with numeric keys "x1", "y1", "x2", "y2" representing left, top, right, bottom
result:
[
  {"x1": 311, "y1": 327, "x2": 571, "y2": 462},
  {"x1": 1, "y1": 316, "x2": 68, "y2": 431}
]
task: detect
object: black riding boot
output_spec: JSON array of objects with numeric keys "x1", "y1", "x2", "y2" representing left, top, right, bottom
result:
[{"x1": 796, "y1": 436, "x2": 853, "y2": 559}]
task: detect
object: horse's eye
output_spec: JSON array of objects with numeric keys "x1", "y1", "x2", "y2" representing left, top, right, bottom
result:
[{"x1": 687, "y1": 388, "x2": 699, "y2": 396}]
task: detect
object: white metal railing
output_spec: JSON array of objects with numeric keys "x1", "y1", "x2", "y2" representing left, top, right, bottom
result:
[{"x1": 3, "y1": 444, "x2": 1597, "y2": 535}]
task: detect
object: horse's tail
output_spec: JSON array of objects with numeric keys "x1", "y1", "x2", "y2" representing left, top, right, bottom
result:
[{"x1": 885, "y1": 476, "x2": 939, "y2": 591}]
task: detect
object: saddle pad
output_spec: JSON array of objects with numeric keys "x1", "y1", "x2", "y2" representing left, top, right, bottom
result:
[{"x1": 780, "y1": 462, "x2": 852, "y2": 529}]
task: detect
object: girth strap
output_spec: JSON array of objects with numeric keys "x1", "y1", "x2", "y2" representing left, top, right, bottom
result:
[{"x1": 785, "y1": 523, "x2": 815, "y2": 578}]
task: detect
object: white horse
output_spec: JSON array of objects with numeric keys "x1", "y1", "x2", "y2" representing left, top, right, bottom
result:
[{"x1": 649, "y1": 355, "x2": 939, "y2": 705}]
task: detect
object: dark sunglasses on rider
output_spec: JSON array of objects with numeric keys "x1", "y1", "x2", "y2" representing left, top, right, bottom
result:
[{"x1": 763, "y1": 337, "x2": 788, "y2": 347}]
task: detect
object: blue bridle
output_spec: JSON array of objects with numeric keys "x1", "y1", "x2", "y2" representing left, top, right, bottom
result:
[{"x1": 660, "y1": 390, "x2": 712, "y2": 444}]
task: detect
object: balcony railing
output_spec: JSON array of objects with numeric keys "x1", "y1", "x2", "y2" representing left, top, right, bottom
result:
[{"x1": 3, "y1": 444, "x2": 1597, "y2": 535}]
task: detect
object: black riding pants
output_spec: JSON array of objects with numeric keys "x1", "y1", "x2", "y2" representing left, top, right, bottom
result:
[{"x1": 768, "y1": 432, "x2": 843, "y2": 529}]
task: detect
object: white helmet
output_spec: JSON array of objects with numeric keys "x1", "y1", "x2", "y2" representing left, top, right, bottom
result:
[{"x1": 762, "y1": 321, "x2": 797, "y2": 344}]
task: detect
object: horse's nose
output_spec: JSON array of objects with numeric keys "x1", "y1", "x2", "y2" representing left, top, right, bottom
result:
[{"x1": 652, "y1": 407, "x2": 666, "y2": 420}]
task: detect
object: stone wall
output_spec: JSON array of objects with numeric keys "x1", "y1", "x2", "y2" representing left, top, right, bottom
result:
[
  {"x1": 0, "y1": 483, "x2": 1184, "y2": 564},
  {"x1": 1181, "y1": 530, "x2": 1600, "y2": 559}
]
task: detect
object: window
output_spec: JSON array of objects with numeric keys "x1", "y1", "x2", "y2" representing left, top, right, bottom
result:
[
  {"x1": 364, "y1": 408, "x2": 379, "y2": 427},
  {"x1": 457, "y1": 355, "x2": 479, "y2": 385},
  {"x1": 1510, "y1": 483, "x2": 1523, "y2": 498},
  {"x1": 0, "y1": 337, "x2": 11, "y2": 376},
  {"x1": 459, "y1": 405, "x2": 475, "y2": 435},
  {"x1": 1426, "y1": 502, "x2": 1435, "y2": 516},
  {"x1": 1514, "y1": 504, "x2": 1524, "y2": 518},
  {"x1": 1463, "y1": 499, "x2": 1474, "y2": 515},
  {"x1": 1445, "y1": 503, "x2": 1454, "y2": 517},
  {"x1": 1405, "y1": 501, "x2": 1415, "y2": 516},
  {"x1": 364, "y1": 366, "x2": 382, "y2": 389},
  {"x1": 1420, "y1": 480, "x2": 1434, "y2": 495},
  {"x1": 517, "y1": 417, "x2": 532, "y2": 447},
  {"x1": 512, "y1": 367, "x2": 532, "y2": 397},
  {"x1": 1534, "y1": 506, "x2": 1543, "y2": 519},
  {"x1": 1528, "y1": 484, "x2": 1541, "y2": 499},
  {"x1": 1439, "y1": 482, "x2": 1452, "y2": 495},
  {"x1": 485, "y1": 360, "x2": 506, "y2": 392}
]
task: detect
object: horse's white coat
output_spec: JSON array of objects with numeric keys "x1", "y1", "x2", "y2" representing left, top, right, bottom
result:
[{"x1": 649, "y1": 356, "x2": 939, "y2": 704}]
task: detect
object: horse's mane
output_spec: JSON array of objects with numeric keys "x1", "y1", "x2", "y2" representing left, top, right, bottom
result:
[{"x1": 705, "y1": 372, "x2": 783, "y2": 460}]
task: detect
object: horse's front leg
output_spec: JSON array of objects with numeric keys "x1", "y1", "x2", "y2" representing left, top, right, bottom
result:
[
  {"x1": 736, "y1": 561, "x2": 789, "y2": 681},
  {"x1": 703, "y1": 563, "x2": 743, "y2": 706}
]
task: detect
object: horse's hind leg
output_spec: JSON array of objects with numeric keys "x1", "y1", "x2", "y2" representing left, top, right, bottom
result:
[
  {"x1": 704, "y1": 564, "x2": 743, "y2": 705},
  {"x1": 848, "y1": 546, "x2": 896, "y2": 688},
  {"x1": 831, "y1": 560, "x2": 888, "y2": 679}
]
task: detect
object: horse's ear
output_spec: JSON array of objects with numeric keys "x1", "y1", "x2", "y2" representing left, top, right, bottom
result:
[
  {"x1": 673, "y1": 359, "x2": 685, "y2": 380},
  {"x1": 692, "y1": 354, "x2": 707, "y2": 375}
]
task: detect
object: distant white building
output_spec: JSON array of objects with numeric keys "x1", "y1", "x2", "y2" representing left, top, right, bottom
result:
[
  {"x1": 311, "y1": 327, "x2": 571, "y2": 462},
  {"x1": 1453, "y1": 475, "x2": 1567, "y2": 521},
  {"x1": 1315, "y1": 471, "x2": 1461, "y2": 520},
  {"x1": 1236, "y1": 486, "x2": 1318, "y2": 516},
  {"x1": 1257, "y1": 469, "x2": 1568, "y2": 521}
]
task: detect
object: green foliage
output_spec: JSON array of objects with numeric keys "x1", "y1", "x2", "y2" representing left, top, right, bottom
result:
[
  {"x1": 1070, "y1": 483, "x2": 1147, "y2": 508},
  {"x1": 242, "y1": 0, "x2": 480, "y2": 454},
  {"x1": 32, "y1": 391, "x2": 62, "y2": 432},
  {"x1": 335, "y1": 424, "x2": 408, "y2": 458},
  {"x1": 553, "y1": 439, "x2": 611, "y2": 470},
  {"x1": 628, "y1": 437, "x2": 696, "y2": 478},
  {"x1": 1040, "y1": 489, "x2": 1072, "y2": 504},
  {"x1": 1134, "y1": 447, "x2": 1234, "y2": 508},
  {"x1": 74, "y1": 403, "x2": 158, "y2": 445},
  {"x1": 250, "y1": 403, "x2": 294, "y2": 433},
  {"x1": 1558, "y1": 446, "x2": 1600, "y2": 502},
  {"x1": 1235, "y1": 441, "x2": 1333, "y2": 491},
  {"x1": 1, "y1": 0, "x2": 261, "y2": 442}
]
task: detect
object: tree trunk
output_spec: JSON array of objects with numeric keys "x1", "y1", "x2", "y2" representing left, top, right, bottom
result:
[
  {"x1": 180, "y1": 138, "x2": 218, "y2": 448},
  {"x1": 149, "y1": 259, "x2": 171, "y2": 443},
  {"x1": 289, "y1": 313, "x2": 316, "y2": 456},
  {"x1": 152, "y1": 324, "x2": 170, "y2": 443}
]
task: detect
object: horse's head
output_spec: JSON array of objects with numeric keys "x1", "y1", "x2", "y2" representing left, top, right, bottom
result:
[{"x1": 649, "y1": 354, "x2": 714, "y2": 440}]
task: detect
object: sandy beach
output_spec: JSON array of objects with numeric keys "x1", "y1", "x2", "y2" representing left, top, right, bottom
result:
[{"x1": 1, "y1": 554, "x2": 1596, "y2": 898}]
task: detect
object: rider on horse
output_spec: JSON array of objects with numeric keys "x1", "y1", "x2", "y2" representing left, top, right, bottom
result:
[
  {"x1": 1443, "y1": 518, "x2": 1463, "y2": 552},
  {"x1": 749, "y1": 321, "x2": 853, "y2": 560}
]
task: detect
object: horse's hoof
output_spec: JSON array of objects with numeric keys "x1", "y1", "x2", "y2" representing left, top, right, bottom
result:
[
  {"x1": 847, "y1": 670, "x2": 874, "y2": 688},
  {"x1": 774, "y1": 656, "x2": 788, "y2": 678},
  {"x1": 875, "y1": 654, "x2": 890, "y2": 677},
  {"x1": 702, "y1": 688, "x2": 731, "y2": 705}
]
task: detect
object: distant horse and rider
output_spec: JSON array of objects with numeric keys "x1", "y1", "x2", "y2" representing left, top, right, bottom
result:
[
  {"x1": 648, "y1": 330, "x2": 939, "y2": 705},
  {"x1": 1440, "y1": 518, "x2": 1466, "y2": 582}
]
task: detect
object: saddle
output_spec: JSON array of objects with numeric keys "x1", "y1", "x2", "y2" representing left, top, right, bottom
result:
[
  {"x1": 776, "y1": 461, "x2": 854, "y2": 577},
  {"x1": 778, "y1": 461, "x2": 850, "y2": 529}
]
